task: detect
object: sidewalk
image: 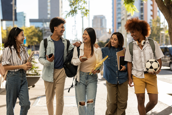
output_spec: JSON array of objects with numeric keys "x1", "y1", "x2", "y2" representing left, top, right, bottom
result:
[{"x1": 0, "y1": 74, "x2": 172, "y2": 115}]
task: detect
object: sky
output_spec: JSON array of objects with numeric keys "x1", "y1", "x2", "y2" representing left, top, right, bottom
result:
[
  {"x1": 15, "y1": 0, "x2": 167, "y2": 41},
  {"x1": 16, "y1": 0, "x2": 112, "y2": 41}
]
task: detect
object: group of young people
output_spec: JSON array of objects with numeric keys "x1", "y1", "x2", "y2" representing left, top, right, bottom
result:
[{"x1": 1, "y1": 16, "x2": 164, "y2": 115}]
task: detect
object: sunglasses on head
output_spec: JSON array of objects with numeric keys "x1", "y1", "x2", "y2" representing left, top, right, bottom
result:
[{"x1": 14, "y1": 27, "x2": 19, "y2": 30}]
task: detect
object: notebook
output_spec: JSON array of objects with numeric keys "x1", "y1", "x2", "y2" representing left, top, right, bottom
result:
[
  {"x1": 116, "y1": 49, "x2": 125, "y2": 70},
  {"x1": 27, "y1": 51, "x2": 34, "y2": 62}
]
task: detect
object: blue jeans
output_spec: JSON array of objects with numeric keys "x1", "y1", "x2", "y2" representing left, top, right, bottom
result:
[
  {"x1": 75, "y1": 71, "x2": 98, "y2": 115},
  {"x1": 6, "y1": 69, "x2": 30, "y2": 115}
]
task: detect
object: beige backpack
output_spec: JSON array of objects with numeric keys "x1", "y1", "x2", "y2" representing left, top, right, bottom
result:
[{"x1": 0, "y1": 54, "x2": 7, "y2": 81}]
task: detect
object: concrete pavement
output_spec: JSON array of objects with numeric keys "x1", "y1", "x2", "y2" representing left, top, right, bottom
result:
[{"x1": 0, "y1": 73, "x2": 172, "y2": 115}]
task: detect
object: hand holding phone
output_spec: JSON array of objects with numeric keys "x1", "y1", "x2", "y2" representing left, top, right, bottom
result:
[
  {"x1": 81, "y1": 57, "x2": 87, "y2": 60},
  {"x1": 80, "y1": 56, "x2": 87, "y2": 62},
  {"x1": 48, "y1": 53, "x2": 53, "y2": 58}
]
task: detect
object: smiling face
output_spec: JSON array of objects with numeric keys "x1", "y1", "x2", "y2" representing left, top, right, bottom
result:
[
  {"x1": 110, "y1": 34, "x2": 119, "y2": 48},
  {"x1": 15, "y1": 31, "x2": 25, "y2": 45},
  {"x1": 130, "y1": 30, "x2": 143, "y2": 41},
  {"x1": 82, "y1": 30, "x2": 91, "y2": 44},
  {"x1": 54, "y1": 23, "x2": 65, "y2": 37}
]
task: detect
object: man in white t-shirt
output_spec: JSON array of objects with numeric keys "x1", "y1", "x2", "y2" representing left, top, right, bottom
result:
[{"x1": 124, "y1": 18, "x2": 164, "y2": 115}]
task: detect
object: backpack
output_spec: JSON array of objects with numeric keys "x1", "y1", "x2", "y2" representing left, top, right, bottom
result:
[
  {"x1": 43, "y1": 39, "x2": 80, "y2": 77},
  {"x1": 129, "y1": 38, "x2": 155, "y2": 60},
  {"x1": 0, "y1": 48, "x2": 13, "y2": 81},
  {"x1": 0, "y1": 55, "x2": 6, "y2": 79}
]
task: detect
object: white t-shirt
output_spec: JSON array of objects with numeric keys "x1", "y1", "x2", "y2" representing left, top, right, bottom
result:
[{"x1": 125, "y1": 38, "x2": 164, "y2": 78}]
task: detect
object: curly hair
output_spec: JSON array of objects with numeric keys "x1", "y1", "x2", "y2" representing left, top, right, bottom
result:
[{"x1": 125, "y1": 18, "x2": 151, "y2": 37}]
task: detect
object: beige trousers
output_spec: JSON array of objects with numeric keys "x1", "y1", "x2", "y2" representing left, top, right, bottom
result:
[
  {"x1": 106, "y1": 80, "x2": 128, "y2": 115},
  {"x1": 44, "y1": 68, "x2": 66, "y2": 115}
]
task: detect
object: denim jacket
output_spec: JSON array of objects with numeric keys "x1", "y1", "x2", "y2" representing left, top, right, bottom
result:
[
  {"x1": 102, "y1": 47, "x2": 128, "y2": 84},
  {"x1": 38, "y1": 36, "x2": 73, "y2": 82}
]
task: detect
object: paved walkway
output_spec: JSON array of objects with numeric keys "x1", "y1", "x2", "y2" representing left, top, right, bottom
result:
[{"x1": 0, "y1": 73, "x2": 172, "y2": 115}]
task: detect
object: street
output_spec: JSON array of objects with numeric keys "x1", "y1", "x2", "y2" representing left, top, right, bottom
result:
[{"x1": 0, "y1": 62, "x2": 172, "y2": 115}]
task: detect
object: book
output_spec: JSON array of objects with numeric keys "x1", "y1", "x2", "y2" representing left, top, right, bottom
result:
[
  {"x1": 89, "y1": 55, "x2": 108, "y2": 75},
  {"x1": 116, "y1": 49, "x2": 125, "y2": 70},
  {"x1": 27, "y1": 51, "x2": 34, "y2": 62},
  {"x1": 119, "y1": 56, "x2": 126, "y2": 70}
]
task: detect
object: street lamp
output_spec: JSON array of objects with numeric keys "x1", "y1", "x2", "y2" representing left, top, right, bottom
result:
[{"x1": 11, "y1": 0, "x2": 16, "y2": 27}]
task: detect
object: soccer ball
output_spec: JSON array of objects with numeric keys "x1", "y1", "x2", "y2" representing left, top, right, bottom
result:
[{"x1": 145, "y1": 59, "x2": 160, "y2": 73}]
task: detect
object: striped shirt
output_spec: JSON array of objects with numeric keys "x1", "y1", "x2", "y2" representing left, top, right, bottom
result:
[{"x1": 2, "y1": 46, "x2": 29, "y2": 71}]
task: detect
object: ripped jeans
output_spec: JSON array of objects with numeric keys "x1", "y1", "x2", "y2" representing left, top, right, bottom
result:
[{"x1": 75, "y1": 71, "x2": 98, "y2": 115}]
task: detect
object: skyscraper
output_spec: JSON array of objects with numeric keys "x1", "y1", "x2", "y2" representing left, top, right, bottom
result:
[
  {"x1": 30, "y1": 0, "x2": 62, "y2": 28},
  {"x1": 6, "y1": 12, "x2": 26, "y2": 27},
  {"x1": 38, "y1": 0, "x2": 62, "y2": 19},
  {"x1": 30, "y1": 0, "x2": 62, "y2": 39},
  {"x1": 92, "y1": 15, "x2": 107, "y2": 39},
  {"x1": 112, "y1": 0, "x2": 159, "y2": 32}
]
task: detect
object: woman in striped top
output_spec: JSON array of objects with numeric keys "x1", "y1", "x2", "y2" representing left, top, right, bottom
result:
[{"x1": 2, "y1": 27, "x2": 32, "y2": 115}]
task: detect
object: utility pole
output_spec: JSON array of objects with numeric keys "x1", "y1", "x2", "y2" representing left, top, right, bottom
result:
[
  {"x1": 82, "y1": 16, "x2": 84, "y2": 35},
  {"x1": 12, "y1": 0, "x2": 15, "y2": 27},
  {"x1": 88, "y1": 0, "x2": 90, "y2": 27}
]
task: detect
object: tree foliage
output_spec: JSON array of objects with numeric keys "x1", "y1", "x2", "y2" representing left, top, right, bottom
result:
[
  {"x1": 1, "y1": 27, "x2": 6, "y2": 43},
  {"x1": 1, "y1": 26, "x2": 43, "y2": 46},
  {"x1": 124, "y1": 0, "x2": 172, "y2": 44},
  {"x1": 123, "y1": 0, "x2": 139, "y2": 15},
  {"x1": 66, "y1": 0, "x2": 89, "y2": 18},
  {"x1": 21, "y1": 26, "x2": 42, "y2": 47},
  {"x1": 149, "y1": 16, "x2": 163, "y2": 43}
]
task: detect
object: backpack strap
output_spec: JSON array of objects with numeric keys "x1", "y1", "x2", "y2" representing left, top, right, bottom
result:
[
  {"x1": 148, "y1": 38, "x2": 156, "y2": 58},
  {"x1": 129, "y1": 42, "x2": 133, "y2": 60},
  {"x1": 44, "y1": 39, "x2": 47, "y2": 56},
  {"x1": 66, "y1": 39, "x2": 70, "y2": 53},
  {"x1": 129, "y1": 39, "x2": 156, "y2": 61},
  {"x1": 68, "y1": 46, "x2": 80, "y2": 93}
]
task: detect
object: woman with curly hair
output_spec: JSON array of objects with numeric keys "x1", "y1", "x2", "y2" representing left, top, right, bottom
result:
[{"x1": 124, "y1": 18, "x2": 164, "y2": 115}]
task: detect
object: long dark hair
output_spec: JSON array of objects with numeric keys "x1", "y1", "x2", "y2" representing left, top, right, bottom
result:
[
  {"x1": 84, "y1": 28, "x2": 96, "y2": 56},
  {"x1": 4, "y1": 27, "x2": 23, "y2": 54},
  {"x1": 105, "y1": 32, "x2": 124, "y2": 48}
]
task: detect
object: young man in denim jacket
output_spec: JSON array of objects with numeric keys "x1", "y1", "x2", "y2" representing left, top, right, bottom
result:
[{"x1": 39, "y1": 17, "x2": 80, "y2": 115}]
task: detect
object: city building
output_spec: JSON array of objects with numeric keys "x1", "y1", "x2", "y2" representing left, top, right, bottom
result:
[
  {"x1": 92, "y1": 15, "x2": 107, "y2": 39},
  {"x1": 112, "y1": 0, "x2": 159, "y2": 32},
  {"x1": 30, "y1": 0, "x2": 62, "y2": 39},
  {"x1": 38, "y1": 0, "x2": 62, "y2": 19},
  {"x1": 5, "y1": 12, "x2": 26, "y2": 28}
]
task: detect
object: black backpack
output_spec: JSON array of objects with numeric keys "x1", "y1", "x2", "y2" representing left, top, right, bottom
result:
[{"x1": 43, "y1": 39, "x2": 80, "y2": 77}]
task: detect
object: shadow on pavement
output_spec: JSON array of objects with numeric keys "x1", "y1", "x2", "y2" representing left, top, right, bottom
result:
[
  {"x1": 0, "y1": 94, "x2": 45, "y2": 108},
  {"x1": 0, "y1": 88, "x2": 6, "y2": 95},
  {"x1": 148, "y1": 106, "x2": 172, "y2": 115}
]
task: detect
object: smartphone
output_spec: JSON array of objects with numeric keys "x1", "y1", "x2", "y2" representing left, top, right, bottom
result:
[
  {"x1": 81, "y1": 57, "x2": 87, "y2": 60},
  {"x1": 48, "y1": 53, "x2": 53, "y2": 58}
]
